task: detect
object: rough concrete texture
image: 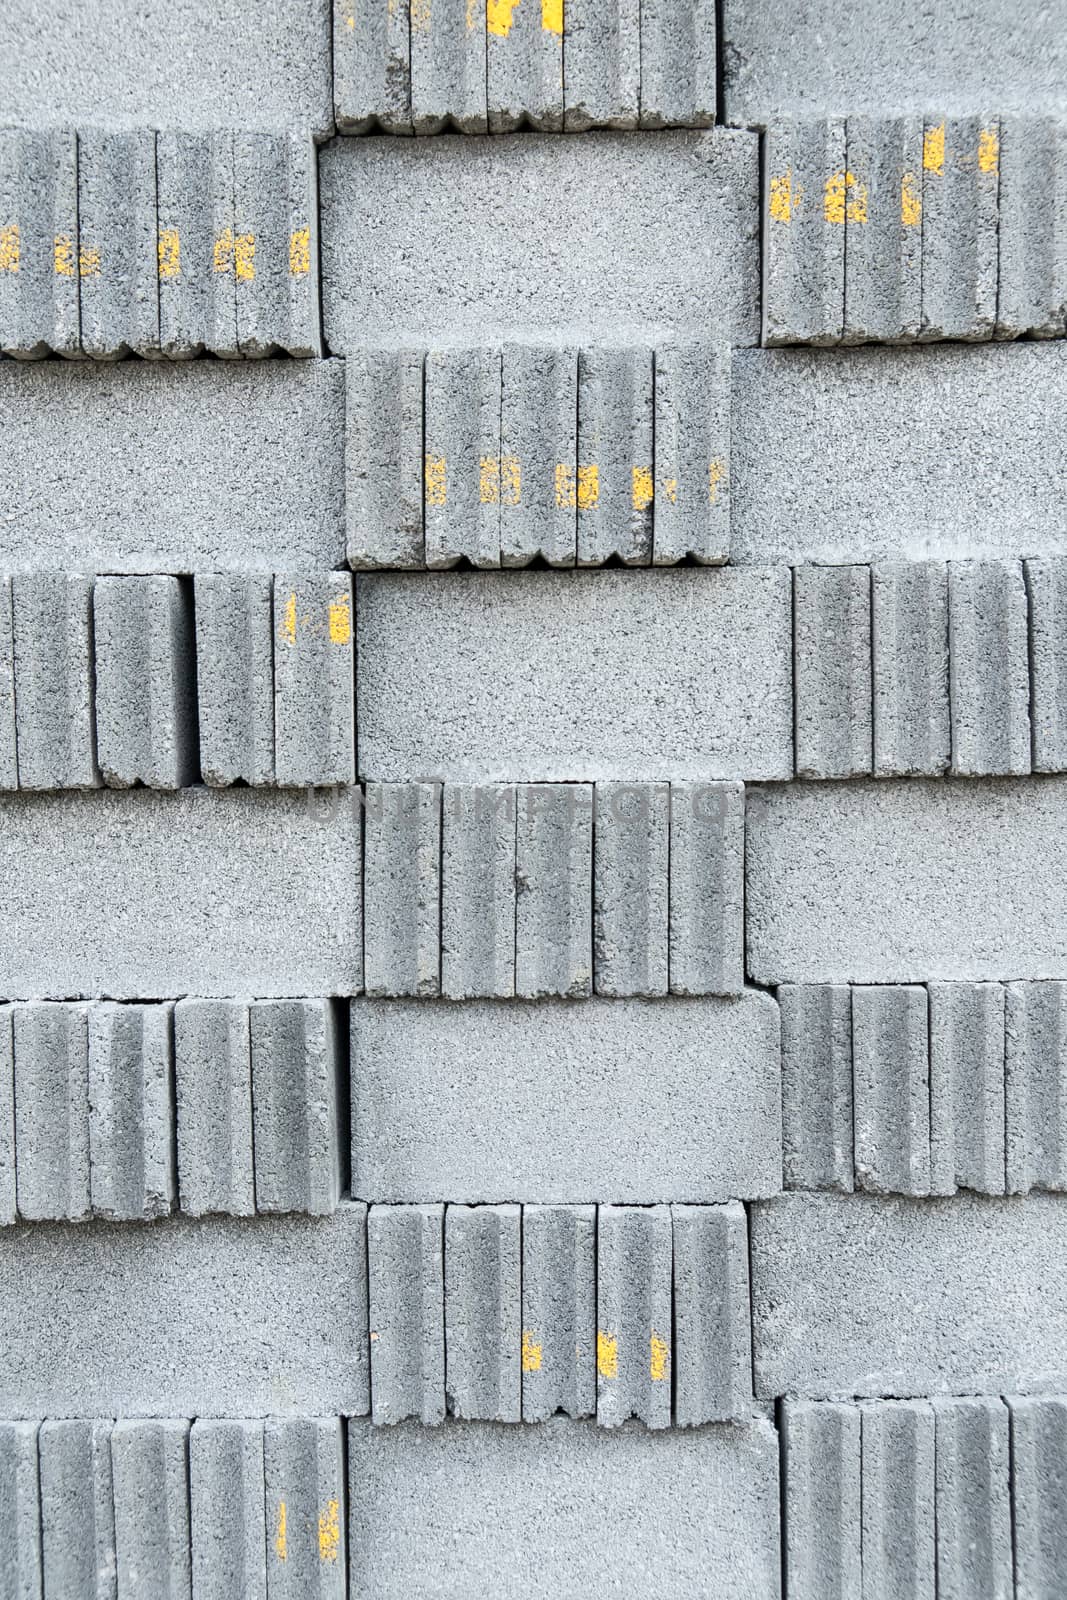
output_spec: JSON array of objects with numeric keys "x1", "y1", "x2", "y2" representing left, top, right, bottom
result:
[
  {"x1": 363, "y1": 783, "x2": 442, "y2": 997},
  {"x1": 652, "y1": 342, "x2": 731, "y2": 565},
  {"x1": 412, "y1": 0, "x2": 487, "y2": 134},
  {"x1": 349, "y1": 993, "x2": 781, "y2": 1203},
  {"x1": 1027, "y1": 558, "x2": 1067, "y2": 773},
  {"x1": 87, "y1": 1001, "x2": 176, "y2": 1221},
  {"x1": 0, "y1": 1421, "x2": 41, "y2": 1599},
  {"x1": 639, "y1": 0, "x2": 716, "y2": 130},
  {"x1": 174, "y1": 998, "x2": 256, "y2": 1218},
  {"x1": 0, "y1": 1010, "x2": 12, "y2": 1228},
  {"x1": 851, "y1": 985, "x2": 931, "y2": 1197},
  {"x1": 367, "y1": 1204, "x2": 446, "y2": 1427},
  {"x1": 751, "y1": 1191, "x2": 1067, "y2": 1399},
  {"x1": 0, "y1": 127, "x2": 80, "y2": 358},
  {"x1": 320, "y1": 131, "x2": 760, "y2": 348},
  {"x1": 762, "y1": 120, "x2": 845, "y2": 346},
  {"x1": 515, "y1": 785, "x2": 593, "y2": 998},
  {"x1": 782, "y1": 1400, "x2": 862, "y2": 1600},
  {"x1": 355, "y1": 569, "x2": 793, "y2": 781},
  {"x1": 0, "y1": 581, "x2": 14, "y2": 793},
  {"x1": 12, "y1": 1001, "x2": 91, "y2": 1224},
  {"x1": 593, "y1": 783, "x2": 668, "y2": 997},
  {"x1": 346, "y1": 349, "x2": 426, "y2": 569},
  {"x1": 1006, "y1": 982, "x2": 1067, "y2": 1194},
  {"x1": 93, "y1": 575, "x2": 199, "y2": 789},
  {"x1": 264, "y1": 1417, "x2": 346, "y2": 1599},
  {"x1": 562, "y1": 0, "x2": 639, "y2": 131},
  {"x1": 441, "y1": 784, "x2": 517, "y2": 1000},
  {"x1": 575, "y1": 346, "x2": 654, "y2": 565},
  {"x1": 233, "y1": 132, "x2": 321, "y2": 358},
  {"x1": 996, "y1": 118, "x2": 1067, "y2": 339},
  {"x1": 671, "y1": 1201, "x2": 753, "y2": 1425},
  {"x1": 595, "y1": 1205, "x2": 672, "y2": 1429},
  {"x1": 39, "y1": 1419, "x2": 115, "y2": 1600},
  {"x1": 520, "y1": 1204, "x2": 596, "y2": 1423},
  {"x1": 861, "y1": 1399, "x2": 936, "y2": 1600},
  {"x1": 871, "y1": 562, "x2": 951, "y2": 776},
  {"x1": 333, "y1": 0, "x2": 411, "y2": 134},
  {"x1": 11, "y1": 572, "x2": 99, "y2": 790},
  {"x1": 0, "y1": 359, "x2": 345, "y2": 573},
  {"x1": 424, "y1": 347, "x2": 501, "y2": 569},
  {"x1": 77, "y1": 127, "x2": 159, "y2": 360},
  {"x1": 920, "y1": 117, "x2": 999, "y2": 343},
  {"x1": 487, "y1": 0, "x2": 564, "y2": 133},
  {"x1": 194, "y1": 573, "x2": 276, "y2": 787},
  {"x1": 667, "y1": 781, "x2": 746, "y2": 997},
  {"x1": 250, "y1": 999, "x2": 345, "y2": 1216},
  {"x1": 948, "y1": 559, "x2": 1031, "y2": 777},
  {"x1": 444, "y1": 1205, "x2": 521, "y2": 1422},
  {"x1": 929, "y1": 982, "x2": 1007, "y2": 1196},
  {"x1": 190, "y1": 1419, "x2": 266, "y2": 1600},
  {"x1": 111, "y1": 1419, "x2": 191, "y2": 1600},
  {"x1": 273, "y1": 573, "x2": 355, "y2": 787},
  {"x1": 793, "y1": 564, "x2": 872, "y2": 778},
  {"x1": 746, "y1": 777, "x2": 1067, "y2": 984},
  {"x1": 1010, "y1": 1395, "x2": 1067, "y2": 1598},
  {"x1": 842, "y1": 117, "x2": 923, "y2": 343},
  {"x1": 779, "y1": 984, "x2": 855, "y2": 1191},
  {"x1": 933, "y1": 1396, "x2": 1013, "y2": 1600},
  {"x1": 499, "y1": 343, "x2": 578, "y2": 566},
  {"x1": 345, "y1": 1416, "x2": 782, "y2": 1600},
  {"x1": 155, "y1": 128, "x2": 239, "y2": 359},
  {"x1": 0, "y1": 1206, "x2": 369, "y2": 1417},
  {"x1": 0, "y1": 787, "x2": 362, "y2": 998}
]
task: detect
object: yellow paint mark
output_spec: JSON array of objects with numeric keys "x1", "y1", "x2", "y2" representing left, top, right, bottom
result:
[
  {"x1": 0, "y1": 224, "x2": 19, "y2": 273},
  {"x1": 632, "y1": 466, "x2": 654, "y2": 512},
  {"x1": 340, "y1": 0, "x2": 356, "y2": 26},
  {"x1": 279, "y1": 591, "x2": 297, "y2": 647},
  {"x1": 318, "y1": 1499, "x2": 341, "y2": 1563},
  {"x1": 411, "y1": 0, "x2": 431, "y2": 30},
  {"x1": 213, "y1": 229, "x2": 233, "y2": 274},
  {"x1": 660, "y1": 476, "x2": 677, "y2": 505},
  {"x1": 329, "y1": 595, "x2": 352, "y2": 645},
  {"x1": 597, "y1": 1330, "x2": 618, "y2": 1379},
  {"x1": 234, "y1": 233, "x2": 255, "y2": 282},
  {"x1": 53, "y1": 234, "x2": 75, "y2": 276},
  {"x1": 650, "y1": 1332, "x2": 669, "y2": 1381},
  {"x1": 78, "y1": 244, "x2": 101, "y2": 277},
  {"x1": 158, "y1": 227, "x2": 180, "y2": 278},
  {"x1": 554, "y1": 464, "x2": 576, "y2": 508},
  {"x1": 542, "y1": 0, "x2": 563, "y2": 33},
  {"x1": 576, "y1": 464, "x2": 599, "y2": 510},
  {"x1": 824, "y1": 171, "x2": 867, "y2": 224},
  {"x1": 522, "y1": 1330, "x2": 543, "y2": 1372},
  {"x1": 901, "y1": 172, "x2": 922, "y2": 226},
  {"x1": 708, "y1": 458, "x2": 727, "y2": 505},
  {"x1": 978, "y1": 126, "x2": 999, "y2": 174},
  {"x1": 769, "y1": 170, "x2": 799, "y2": 223},
  {"x1": 465, "y1": 0, "x2": 478, "y2": 27},
  {"x1": 425, "y1": 455, "x2": 447, "y2": 507},
  {"x1": 275, "y1": 1500, "x2": 288, "y2": 1562},
  {"x1": 289, "y1": 227, "x2": 311, "y2": 276},
  {"x1": 923, "y1": 122, "x2": 945, "y2": 174},
  {"x1": 488, "y1": 0, "x2": 520, "y2": 34}
]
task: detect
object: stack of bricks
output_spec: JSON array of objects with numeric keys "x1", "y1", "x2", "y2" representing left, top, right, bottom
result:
[{"x1": 0, "y1": 0, "x2": 1065, "y2": 1594}]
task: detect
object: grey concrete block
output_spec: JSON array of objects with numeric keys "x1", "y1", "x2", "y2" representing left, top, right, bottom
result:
[
  {"x1": 782, "y1": 1400, "x2": 862, "y2": 1600},
  {"x1": 1027, "y1": 558, "x2": 1067, "y2": 772},
  {"x1": 350, "y1": 993, "x2": 781, "y2": 1202},
  {"x1": 423, "y1": 348, "x2": 501, "y2": 570},
  {"x1": 411, "y1": 0, "x2": 487, "y2": 135},
  {"x1": 0, "y1": 128, "x2": 79, "y2": 359},
  {"x1": 13, "y1": 1002, "x2": 90, "y2": 1223},
  {"x1": 233, "y1": 132, "x2": 320, "y2": 359},
  {"x1": 1009, "y1": 1395, "x2": 1067, "y2": 1600},
  {"x1": 1006, "y1": 982, "x2": 1067, "y2": 1193},
  {"x1": 367, "y1": 1203, "x2": 445, "y2": 1427},
  {"x1": 364, "y1": 782, "x2": 441, "y2": 997},
  {"x1": 190, "y1": 1420, "x2": 265, "y2": 1600},
  {"x1": 0, "y1": 1009, "x2": 12, "y2": 1228},
  {"x1": 948, "y1": 559, "x2": 1031, "y2": 776},
  {"x1": 920, "y1": 117, "x2": 999, "y2": 342},
  {"x1": 638, "y1": 0, "x2": 716, "y2": 130},
  {"x1": 39, "y1": 1420, "x2": 115, "y2": 1600},
  {"x1": 672, "y1": 1201, "x2": 752, "y2": 1425},
  {"x1": 155, "y1": 130, "x2": 237, "y2": 359},
  {"x1": 499, "y1": 343, "x2": 577, "y2": 568},
  {"x1": 594, "y1": 783, "x2": 668, "y2": 997},
  {"x1": 860, "y1": 1400, "x2": 935, "y2": 1600},
  {"x1": 872, "y1": 561, "x2": 950, "y2": 776},
  {"x1": 842, "y1": 117, "x2": 923, "y2": 343},
  {"x1": 93, "y1": 576, "x2": 198, "y2": 790},
  {"x1": 441, "y1": 784, "x2": 516, "y2": 1000},
  {"x1": 0, "y1": 1206, "x2": 369, "y2": 1417},
  {"x1": 11, "y1": 572, "x2": 98, "y2": 790},
  {"x1": 273, "y1": 573, "x2": 355, "y2": 786},
  {"x1": 751, "y1": 1190, "x2": 1067, "y2": 1399},
  {"x1": 250, "y1": 1000, "x2": 344, "y2": 1215},
  {"x1": 596, "y1": 1204, "x2": 672, "y2": 1429},
  {"x1": 346, "y1": 349, "x2": 425, "y2": 569},
  {"x1": 852, "y1": 985, "x2": 931, "y2": 1197},
  {"x1": 444, "y1": 1204, "x2": 521, "y2": 1422},
  {"x1": 333, "y1": 0, "x2": 411, "y2": 134},
  {"x1": 264, "y1": 1418, "x2": 345, "y2": 1598},
  {"x1": 668, "y1": 781, "x2": 744, "y2": 996},
  {"x1": 929, "y1": 983, "x2": 1006, "y2": 1196},
  {"x1": 515, "y1": 785, "x2": 593, "y2": 998},
  {"x1": 575, "y1": 347, "x2": 654, "y2": 566},
  {"x1": 111, "y1": 1419, "x2": 191, "y2": 1600},
  {"x1": 356, "y1": 568, "x2": 794, "y2": 781},
  {"x1": 652, "y1": 343, "x2": 730, "y2": 566},
  {"x1": 88, "y1": 1001, "x2": 176, "y2": 1221},
  {"x1": 174, "y1": 998, "x2": 255, "y2": 1218},
  {"x1": 763, "y1": 120, "x2": 845, "y2": 346},
  {"x1": 779, "y1": 984, "x2": 854, "y2": 1191},
  {"x1": 794, "y1": 564, "x2": 872, "y2": 778},
  {"x1": 76, "y1": 128, "x2": 158, "y2": 360},
  {"x1": 563, "y1": 0, "x2": 639, "y2": 131},
  {"x1": 0, "y1": 580, "x2": 15, "y2": 792},
  {"x1": 487, "y1": 0, "x2": 563, "y2": 133},
  {"x1": 746, "y1": 777, "x2": 1067, "y2": 985},
  {"x1": 0, "y1": 1421, "x2": 40, "y2": 1600},
  {"x1": 932, "y1": 1396, "x2": 1012, "y2": 1600},
  {"x1": 520, "y1": 1204, "x2": 596, "y2": 1423},
  {"x1": 194, "y1": 573, "x2": 275, "y2": 787},
  {"x1": 996, "y1": 117, "x2": 1067, "y2": 340},
  {"x1": 346, "y1": 1414, "x2": 782, "y2": 1599},
  {"x1": 320, "y1": 131, "x2": 760, "y2": 347}
]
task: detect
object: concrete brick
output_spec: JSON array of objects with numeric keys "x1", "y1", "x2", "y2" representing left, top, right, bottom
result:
[
  {"x1": 638, "y1": 0, "x2": 716, "y2": 130},
  {"x1": 94, "y1": 575, "x2": 198, "y2": 789},
  {"x1": 156, "y1": 130, "x2": 237, "y2": 359},
  {"x1": 576, "y1": 347, "x2": 654, "y2": 566},
  {"x1": 1009, "y1": 1395, "x2": 1067, "y2": 1600},
  {"x1": 39, "y1": 1420, "x2": 115, "y2": 1600},
  {"x1": 264, "y1": 1418, "x2": 345, "y2": 1599},
  {"x1": 13, "y1": 1002, "x2": 90, "y2": 1224},
  {"x1": 0, "y1": 786, "x2": 362, "y2": 999},
  {"x1": 350, "y1": 993, "x2": 781, "y2": 1202},
  {"x1": 346, "y1": 1415, "x2": 781, "y2": 1599},
  {"x1": 751, "y1": 1191, "x2": 1067, "y2": 1399},
  {"x1": 0, "y1": 1422, "x2": 40, "y2": 1600},
  {"x1": 843, "y1": 117, "x2": 923, "y2": 343},
  {"x1": 860, "y1": 1400, "x2": 935, "y2": 1600},
  {"x1": 190, "y1": 1420, "x2": 265, "y2": 1600},
  {"x1": 320, "y1": 131, "x2": 760, "y2": 347},
  {"x1": 996, "y1": 117, "x2": 1067, "y2": 340},
  {"x1": 1027, "y1": 558, "x2": 1067, "y2": 772},
  {"x1": 1006, "y1": 982, "x2": 1067, "y2": 1193},
  {"x1": 746, "y1": 776, "x2": 1067, "y2": 984},
  {"x1": 111, "y1": 1419, "x2": 191, "y2": 1600},
  {"x1": 0, "y1": 128, "x2": 79, "y2": 359},
  {"x1": 174, "y1": 998, "x2": 255, "y2": 1218},
  {"x1": 562, "y1": 0, "x2": 639, "y2": 131},
  {"x1": 763, "y1": 120, "x2": 845, "y2": 346},
  {"x1": 872, "y1": 561, "x2": 950, "y2": 776},
  {"x1": 520, "y1": 1204, "x2": 596, "y2": 1423},
  {"x1": 487, "y1": 0, "x2": 563, "y2": 133},
  {"x1": 782, "y1": 1400, "x2": 862, "y2": 1600},
  {"x1": 929, "y1": 983, "x2": 1007, "y2": 1196},
  {"x1": 779, "y1": 985, "x2": 854, "y2": 1191},
  {"x1": 441, "y1": 784, "x2": 516, "y2": 1000},
  {"x1": 0, "y1": 359, "x2": 346, "y2": 573},
  {"x1": 76, "y1": 128, "x2": 158, "y2": 360},
  {"x1": 593, "y1": 783, "x2": 668, "y2": 997},
  {"x1": 87, "y1": 1001, "x2": 176, "y2": 1221},
  {"x1": 852, "y1": 985, "x2": 931, "y2": 1197},
  {"x1": 932, "y1": 1396, "x2": 1013, "y2": 1600},
  {"x1": 0, "y1": 580, "x2": 15, "y2": 792},
  {"x1": 0, "y1": 1206, "x2": 369, "y2": 1416},
  {"x1": 499, "y1": 343, "x2": 577, "y2": 568},
  {"x1": 194, "y1": 573, "x2": 275, "y2": 787},
  {"x1": 794, "y1": 564, "x2": 872, "y2": 778},
  {"x1": 411, "y1": 0, "x2": 487, "y2": 135},
  {"x1": 273, "y1": 573, "x2": 355, "y2": 787},
  {"x1": 12, "y1": 573, "x2": 98, "y2": 790},
  {"x1": 364, "y1": 782, "x2": 441, "y2": 997},
  {"x1": 250, "y1": 1000, "x2": 345, "y2": 1215},
  {"x1": 672, "y1": 1201, "x2": 752, "y2": 1425},
  {"x1": 233, "y1": 132, "x2": 320, "y2": 359},
  {"x1": 424, "y1": 348, "x2": 501, "y2": 569},
  {"x1": 595, "y1": 1205, "x2": 672, "y2": 1429},
  {"x1": 356, "y1": 568, "x2": 794, "y2": 781},
  {"x1": 444, "y1": 1204, "x2": 521, "y2": 1422},
  {"x1": 0, "y1": 1009, "x2": 12, "y2": 1228},
  {"x1": 346, "y1": 349, "x2": 425, "y2": 569},
  {"x1": 333, "y1": 0, "x2": 411, "y2": 134},
  {"x1": 921, "y1": 117, "x2": 999, "y2": 343},
  {"x1": 668, "y1": 781, "x2": 744, "y2": 997},
  {"x1": 515, "y1": 785, "x2": 592, "y2": 998},
  {"x1": 367, "y1": 1203, "x2": 445, "y2": 1427},
  {"x1": 652, "y1": 343, "x2": 730, "y2": 566},
  {"x1": 948, "y1": 559, "x2": 1031, "y2": 776}
]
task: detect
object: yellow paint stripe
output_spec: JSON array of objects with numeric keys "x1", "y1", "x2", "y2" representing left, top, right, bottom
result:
[
  {"x1": 923, "y1": 122, "x2": 945, "y2": 174},
  {"x1": 597, "y1": 1330, "x2": 618, "y2": 1379},
  {"x1": 978, "y1": 126, "x2": 999, "y2": 174},
  {"x1": 53, "y1": 235, "x2": 75, "y2": 277},
  {"x1": 522, "y1": 1330, "x2": 543, "y2": 1372},
  {"x1": 708, "y1": 458, "x2": 727, "y2": 505},
  {"x1": 0, "y1": 224, "x2": 20, "y2": 274},
  {"x1": 425, "y1": 455, "x2": 447, "y2": 507},
  {"x1": 650, "y1": 1331, "x2": 669, "y2": 1381},
  {"x1": 901, "y1": 172, "x2": 921, "y2": 226},
  {"x1": 213, "y1": 229, "x2": 233, "y2": 274},
  {"x1": 542, "y1": 0, "x2": 563, "y2": 33},
  {"x1": 279, "y1": 591, "x2": 297, "y2": 647},
  {"x1": 319, "y1": 1499, "x2": 341, "y2": 1563},
  {"x1": 78, "y1": 244, "x2": 101, "y2": 278},
  {"x1": 576, "y1": 464, "x2": 599, "y2": 510},
  {"x1": 769, "y1": 170, "x2": 797, "y2": 223},
  {"x1": 329, "y1": 595, "x2": 352, "y2": 645},
  {"x1": 289, "y1": 227, "x2": 310, "y2": 276},
  {"x1": 632, "y1": 466, "x2": 653, "y2": 512},
  {"x1": 275, "y1": 1500, "x2": 288, "y2": 1562},
  {"x1": 488, "y1": 0, "x2": 520, "y2": 34},
  {"x1": 234, "y1": 233, "x2": 255, "y2": 282},
  {"x1": 158, "y1": 227, "x2": 180, "y2": 278}
]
